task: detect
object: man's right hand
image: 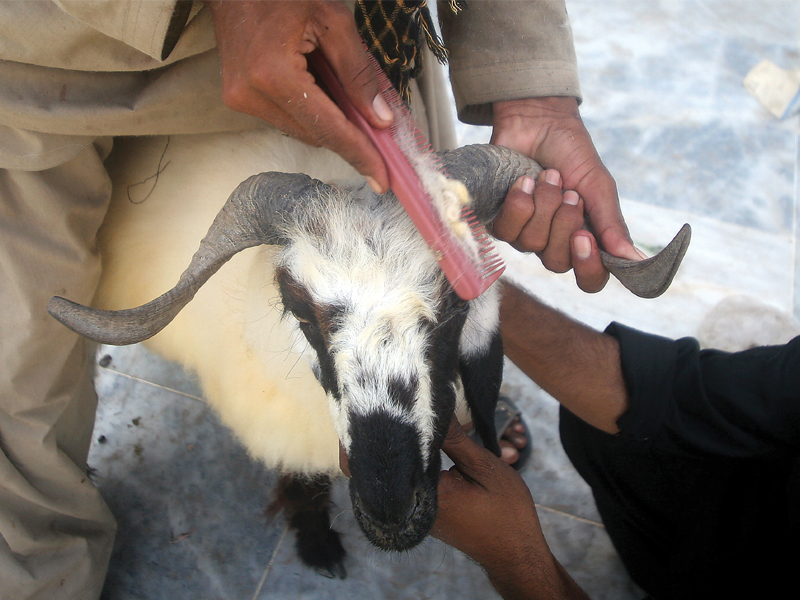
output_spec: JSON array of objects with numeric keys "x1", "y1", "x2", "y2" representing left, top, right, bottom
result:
[
  {"x1": 491, "y1": 168, "x2": 611, "y2": 293},
  {"x1": 433, "y1": 418, "x2": 590, "y2": 600},
  {"x1": 208, "y1": 0, "x2": 393, "y2": 192}
]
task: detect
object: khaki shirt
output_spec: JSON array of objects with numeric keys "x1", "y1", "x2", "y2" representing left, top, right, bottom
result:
[{"x1": 0, "y1": 0, "x2": 580, "y2": 170}]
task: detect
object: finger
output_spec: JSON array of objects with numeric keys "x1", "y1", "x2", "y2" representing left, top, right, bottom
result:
[
  {"x1": 224, "y1": 85, "x2": 325, "y2": 151},
  {"x1": 279, "y1": 66, "x2": 390, "y2": 191},
  {"x1": 498, "y1": 441, "x2": 520, "y2": 465},
  {"x1": 514, "y1": 169, "x2": 563, "y2": 253},
  {"x1": 223, "y1": 87, "x2": 322, "y2": 147},
  {"x1": 295, "y1": 82, "x2": 388, "y2": 166},
  {"x1": 571, "y1": 231, "x2": 610, "y2": 293},
  {"x1": 221, "y1": 50, "x2": 389, "y2": 189},
  {"x1": 538, "y1": 191, "x2": 584, "y2": 273},
  {"x1": 490, "y1": 175, "x2": 535, "y2": 244},
  {"x1": 440, "y1": 415, "x2": 472, "y2": 455},
  {"x1": 313, "y1": 5, "x2": 394, "y2": 130},
  {"x1": 440, "y1": 416, "x2": 500, "y2": 480},
  {"x1": 570, "y1": 166, "x2": 643, "y2": 261}
]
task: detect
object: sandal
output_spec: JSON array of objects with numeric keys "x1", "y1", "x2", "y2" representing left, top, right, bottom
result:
[{"x1": 469, "y1": 395, "x2": 532, "y2": 471}]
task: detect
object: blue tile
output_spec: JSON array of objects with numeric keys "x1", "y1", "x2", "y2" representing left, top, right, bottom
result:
[
  {"x1": 570, "y1": 0, "x2": 799, "y2": 235},
  {"x1": 95, "y1": 343, "x2": 202, "y2": 399},
  {"x1": 91, "y1": 369, "x2": 283, "y2": 600}
]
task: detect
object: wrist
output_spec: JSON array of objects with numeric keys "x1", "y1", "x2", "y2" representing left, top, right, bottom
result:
[{"x1": 493, "y1": 97, "x2": 580, "y2": 122}]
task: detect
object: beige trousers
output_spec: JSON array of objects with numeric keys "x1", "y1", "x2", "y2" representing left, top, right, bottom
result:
[{"x1": 0, "y1": 138, "x2": 117, "y2": 600}]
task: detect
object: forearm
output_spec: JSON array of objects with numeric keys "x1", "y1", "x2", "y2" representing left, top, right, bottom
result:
[
  {"x1": 486, "y1": 555, "x2": 590, "y2": 600},
  {"x1": 499, "y1": 280, "x2": 627, "y2": 434}
]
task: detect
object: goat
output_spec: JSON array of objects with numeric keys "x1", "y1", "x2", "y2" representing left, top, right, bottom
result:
[{"x1": 49, "y1": 128, "x2": 689, "y2": 577}]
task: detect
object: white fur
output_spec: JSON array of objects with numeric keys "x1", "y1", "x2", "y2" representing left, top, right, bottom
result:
[
  {"x1": 459, "y1": 282, "x2": 501, "y2": 359},
  {"x1": 96, "y1": 128, "x2": 498, "y2": 476},
  {"x1": 274, "y1": 191, "x2": 447, "y2": 464}
]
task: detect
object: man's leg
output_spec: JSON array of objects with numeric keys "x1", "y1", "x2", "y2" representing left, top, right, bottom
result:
[
  {"x1": 559, "y1": 405, "x2": 797, "y2": 600},
  {"x1": 0, "y1": 138, "x2": 117, "y2": 600}
]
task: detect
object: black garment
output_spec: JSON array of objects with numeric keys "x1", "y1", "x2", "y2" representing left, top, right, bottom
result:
[{"x1": 560, "y1": 324, "x2": 800, "y2": 600}]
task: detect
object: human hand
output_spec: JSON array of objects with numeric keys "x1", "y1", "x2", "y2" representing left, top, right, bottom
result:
[
  {"x1": 491, "y1": 168, "x2": 610, "y2": 293},
  {"x1": 491, "y1": 97, "x2": 644, "y2": 287},
  {"x1": 208, "y1": 0, "x2": 393, "y2": 192},
  {"x1": 432, "y1": 418, "x2": 588, "y2": 600},
  {"x1": 432, "y1": 418, "x2": 543, "y2": 565}
]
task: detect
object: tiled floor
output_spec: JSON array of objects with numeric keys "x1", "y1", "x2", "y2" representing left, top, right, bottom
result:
[{"x1": 92, "y1": 2, "x2": 800, "y2": 599}]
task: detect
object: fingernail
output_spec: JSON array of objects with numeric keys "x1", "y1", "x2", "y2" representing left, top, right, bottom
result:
[
  {"x1": 574, "y1": 235, "x2": 592, "y2": 259},
  {"x1": 562, "y1": 190, "x2": 580, "y2": 206},
  {"x1": 635, "y1": 247, "x2": 648, "y2": 260},
  {"x1": 545, "y1": 169, "x2": 560, "y2": 186},
  {"x1": 373, "y1": 94, "x2": 393, "y2": 123},
  {"x1": 366, "y1": 176, "x2": 382, "y2": 193},
  {"x1": 520, "y1": 175, "x2": 534, "y2": 195}
]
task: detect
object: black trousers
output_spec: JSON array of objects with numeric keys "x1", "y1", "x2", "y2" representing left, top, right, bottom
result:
[{"x1": 559, "y1": 407, "x2": 799, "y2": 600}]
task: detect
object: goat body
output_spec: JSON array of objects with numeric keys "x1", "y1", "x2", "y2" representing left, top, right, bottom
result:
[
  {"x1": 63, "y1": 125, "x2": 687, "y2": 576},
  {"x1": 100, "y1": 131, "x2": 349, "y2": 474},
  {"x1": 95, "y1": 129, "x2": 507, "y2": 570}
]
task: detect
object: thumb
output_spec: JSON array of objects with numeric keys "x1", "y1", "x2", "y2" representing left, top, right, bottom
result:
[
  {"x1": 441, "y1": 416, "x2": 496, "y2": 477},
  {"x1": 594, "y1": 218, "x2": 647, "y2": 262},
  {"x1": 317, "y1": 30, "x2": 393, "y2": 130}
]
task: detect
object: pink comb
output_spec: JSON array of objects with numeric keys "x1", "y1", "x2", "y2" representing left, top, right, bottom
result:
[{"x1": 308, "y1": 50, "x2": 505, "y2": 301}]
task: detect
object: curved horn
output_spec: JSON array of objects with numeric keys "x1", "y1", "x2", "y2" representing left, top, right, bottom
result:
[
  {"x1": 48, "y1": 172, "x2": 335, "y2": 345},
  {"x1": 437, "y1": 144, "x2": 691, "y2": 299},
  {"x1": 437, "y1": 144, "x2": 542, "y2": 222},
  {"x1": 600, "y1": 223, "x2": 691, "y2": 298}
]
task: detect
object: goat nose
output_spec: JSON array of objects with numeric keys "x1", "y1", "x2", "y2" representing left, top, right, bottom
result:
[
  {"x1": 354, "y1": 475, "x2": 418, "y2": 526},
  {"x1": 346, "y1": 412, "x2": 425, "y2": 526}
]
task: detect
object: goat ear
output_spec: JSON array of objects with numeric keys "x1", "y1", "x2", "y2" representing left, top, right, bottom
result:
[{"x1": 459, "y1": 332, "x2": 504, "y2": 457}]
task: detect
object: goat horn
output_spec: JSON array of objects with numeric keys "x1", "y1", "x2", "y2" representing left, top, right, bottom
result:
[
  {"x1": 48, "y1": 172, "x2": 334, "y2": 345},
  {"x1": 437, "y1": 144, "x2": 691, "y2": 299},
  {"x1": 437, "y1": 144, "x2": 543, "y2": 223}
]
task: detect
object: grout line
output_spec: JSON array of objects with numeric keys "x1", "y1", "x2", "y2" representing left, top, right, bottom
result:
[
  {"x1": 250, "y1": 522, "x2": 290, "y2": 600},
  {"x1": 535, "y1": 503, "x2": 605, "y2": 528},
  {"x1": 97, "y1": 366, "x2": 205, "y2": 402}
]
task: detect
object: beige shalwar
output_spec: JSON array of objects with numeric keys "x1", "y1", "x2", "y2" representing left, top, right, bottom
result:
[{"x1": 0, "y1": 2, "x2": 580, "y2": 598}]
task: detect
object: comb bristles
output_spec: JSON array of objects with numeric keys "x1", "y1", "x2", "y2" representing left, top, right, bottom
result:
[
  {"x1": 310, "y1": 50, "x2": 505, "y2": 300},
  {"x1": 482, "y1": 255, "x2": 504, "y2": 268},
  {"x1": 458, "y1": 207, "x2": 504, "y2": 279}
]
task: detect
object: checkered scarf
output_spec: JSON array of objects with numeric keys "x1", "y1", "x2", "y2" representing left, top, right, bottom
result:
[{"x1": 355, "y1": 0, "x2": 466, "y2": 104}]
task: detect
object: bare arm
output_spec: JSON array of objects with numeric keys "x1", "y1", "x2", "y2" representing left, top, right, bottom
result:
[
  {"x1": 499, "y1": 280, "x2": 628, "y2": 434},
  {"x1": 433, "y1": 418, "x2": 590, "y2": 600}
]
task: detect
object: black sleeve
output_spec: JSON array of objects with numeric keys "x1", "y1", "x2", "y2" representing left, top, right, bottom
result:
[{"x1": 608, "y1": 322, "x2": 800, "y2": 458}]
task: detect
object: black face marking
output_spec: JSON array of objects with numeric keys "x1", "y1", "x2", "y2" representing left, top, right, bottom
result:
[
  {"x1": 388, "y1": 376, "x2": 418, "y2": 412},
  {"x1": 275, "y1": 267, "x2": 342, "y2": 401},
  {"x1": 347, "y1": 411, "x2": 439, "y2": 551},
  {"x1": 349, "y1": 373, "x2": 418, "y2": 413},
  {"x1": 424, "y1": 288, "x2": 470, "y2": 448}
]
